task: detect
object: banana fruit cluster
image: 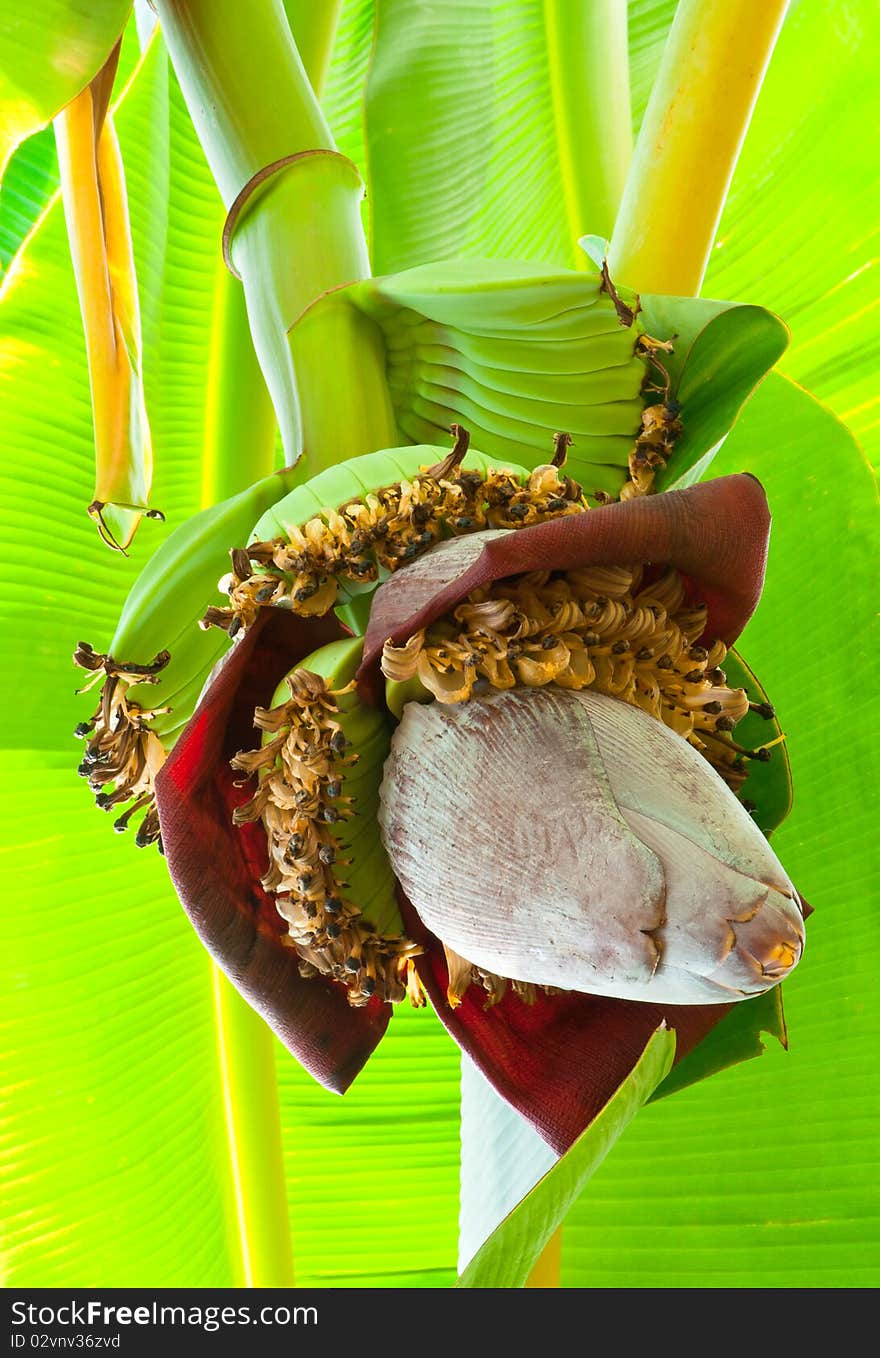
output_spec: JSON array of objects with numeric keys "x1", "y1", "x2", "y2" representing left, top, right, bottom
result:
[
  {"x1": 346, "y1": 260, "x2": 650, "y2": 498},
  {"x1": 202, "y1": 431, "x2": 585, "y2": 637},
  {"x1": 230, "y1": 636, "x2": 419, "y2": 1006},
  {"x1": 74, "y1": 438, "x2": 583, "y2": 847}
]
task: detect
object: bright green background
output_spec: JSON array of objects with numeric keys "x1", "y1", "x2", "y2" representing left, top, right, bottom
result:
[{"x1": 2, "y1": 0, "x2": 878, "y2": 1287}]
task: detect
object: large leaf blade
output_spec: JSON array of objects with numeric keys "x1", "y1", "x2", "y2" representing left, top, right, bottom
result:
[
  {"x1": 0, "y1": 35, "x2": 238, "y2": 1286},
  {"x1": 0, "y1": 126, "x2": 58, "y2": 274},
  {"x1": 1, "y1": 760, "x2": 234, "y2": 1285},
  {"x1": 561, "y1": 374, "x2": 880, "y2": 1288},
  {"x1": 0, "y1": 0, "x2": 131, "y2": 174},
  {"x1": 365, "y1": 0, "x2": 576, "y2": 274}
]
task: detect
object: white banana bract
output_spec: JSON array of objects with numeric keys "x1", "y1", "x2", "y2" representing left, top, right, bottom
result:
[{"x1": 379, "y1": 687, "x2": 805, "y2": 1006}]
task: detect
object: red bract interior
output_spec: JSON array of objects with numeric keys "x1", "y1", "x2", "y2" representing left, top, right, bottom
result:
[{"x1": 156, "y1": 609, "x2": 391, "y2": 1093}]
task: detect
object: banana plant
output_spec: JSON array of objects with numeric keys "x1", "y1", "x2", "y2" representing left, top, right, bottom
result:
[{"x1": 2, "y1": 0, "x2": 878, "y2": 1292}]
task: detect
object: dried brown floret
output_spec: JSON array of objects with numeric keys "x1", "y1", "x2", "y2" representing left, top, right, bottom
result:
[
  {"x1": 618, "y1": 335, "x2": 683, "y2": 500},
  {"x1": 231, "y1": 669, "x2": 420, "y2": 1006},
  {"x1": 202, "y1": 430, "x2": 588, "y2": 638},
  {"x1": 73, "y1": 642, "x2": 169, "y2": 848}
]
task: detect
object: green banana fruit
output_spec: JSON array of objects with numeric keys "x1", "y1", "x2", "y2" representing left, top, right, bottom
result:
[
  {"x1": 231, "y1": 635, "x2": 417, "y2": 1007},
  {"x1": 345, "y1": 259, "x2": 653, "y2": 496},
  {"x1": 74, "y1": 467, "x2": 301, "y2": 845},
  {"x1": 205, "y1": 430, "x2": 586, "y2": 638}
]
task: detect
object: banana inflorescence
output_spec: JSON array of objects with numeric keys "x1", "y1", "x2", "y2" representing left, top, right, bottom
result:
[
  {"x1": 216, "y1": 432, "x2": 794, "y2": 1014},
  {"x1": 231, "y1": 637, "x2": 419, "y2": 1007},
  {"x1": 217, "y1": 433, "x2": 594, "y2": 1001}
]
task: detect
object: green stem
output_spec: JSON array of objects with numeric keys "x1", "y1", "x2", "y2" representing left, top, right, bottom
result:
[
  {"x1": 281, "y1": 0, "x2": 343, "y2": 100},
  {"x1": 201, "y1": 261, "x2": 276, "y2": 505},
  {"x1": 156, "y1": 0, "x2": 331, "y2": 203},
  {"x1": 608, "y1": 0, "x2": 789, "y2": 295},
  {"x1": 155, "y1": 0, "x2": 396, "y2": 466},
  {"x1": 199, "y1": 222, "x2": 290, "y2": 1290},
  {"x1": 212, "y1": 969, "x2": 295, "y2": 1288},
  {"x1": 543, "y1": 0, "x2": 632, "y2": 252}
]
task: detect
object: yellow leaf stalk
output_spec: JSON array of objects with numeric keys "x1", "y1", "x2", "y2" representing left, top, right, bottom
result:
[
  {"x1": 608, "y1": 0, "x2": 789, "y2": 296},
  {"x1": 54, "y1": 43, "x2": 155, "y2": 552}
]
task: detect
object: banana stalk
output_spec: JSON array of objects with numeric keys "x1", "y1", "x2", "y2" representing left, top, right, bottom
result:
[
  {"x1": 54, "y1": 42, "x2": 155, "y2": 551},
  {"x1": 154, "y1": 0, "x2": 396, "y2": 467},
  {"x1": 608, "y1": 0, "x2": 790, "y2": 295}
]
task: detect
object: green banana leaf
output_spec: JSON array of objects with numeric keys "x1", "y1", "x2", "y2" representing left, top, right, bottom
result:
[
  {"x1": 560, "y1": 373, "x2": 880, "y2": 1287},
  {"x1": 0, "y1": 0, "x2": 131, "y2": 174},
  {"x1": 321, "y1": 0, "x2": 372, "y2": 237},
  {"x1": 651, "y1": 987, "x2": 786, "y2": 1104},
  {"x1": 364, "y1": 0, "x2": 577, "y2": 274},
  {"x1": 650, "y1": 302, "x2": 790, "y2": 490},
  {"x1": 458, "y1": 1026, "x2": 675, "y2": 1287},
  {"x1": 0, "y1": 126, "x2": 57, "y2": 273}
]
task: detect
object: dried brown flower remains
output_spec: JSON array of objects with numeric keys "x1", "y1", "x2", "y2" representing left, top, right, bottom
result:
[
  {"x1": 73, "y1": 642, "x2": 169, "y2": 847},
  {"x1": 231, "y1": 667, "x2": 421, "y2": 1007},
  {"x1": 381, "y1": 564, "x2": 781, "y2": 798},
  {"x1": 202, "y1": 429, "x2": 586, "y2": 638}
]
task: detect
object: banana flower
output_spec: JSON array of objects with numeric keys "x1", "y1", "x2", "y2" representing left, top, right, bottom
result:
[{"x1": 154, "y1": 471, "x2": 806, "y2": 1151}]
